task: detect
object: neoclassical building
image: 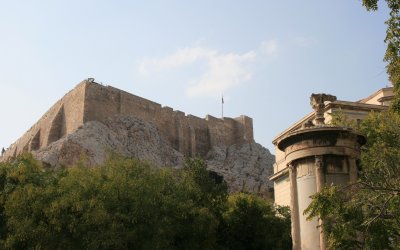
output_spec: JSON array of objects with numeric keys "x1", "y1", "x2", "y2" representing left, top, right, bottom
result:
[{"x1": 270, "y1": 87, "x2": 394, "y2": 249}]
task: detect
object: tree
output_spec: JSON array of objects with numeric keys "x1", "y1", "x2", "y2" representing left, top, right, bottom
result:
[
  {"x1": 305, "y1": 111, "x2": 400, "y2": 249},
  {"x1": 361, "y1": 0, "x2": 400, "y2": 111},
  {"x1": 220, "y1": 193, "x2": 291, "y2": 250},
  {"x1": 0, "y1": 155, "x2": 291, "y2": 249},
  {"x1": 0, "y1": 156, "x2": 221, "y2": 249}
]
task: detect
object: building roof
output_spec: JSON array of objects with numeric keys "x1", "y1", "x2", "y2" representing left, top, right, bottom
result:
[{"x1": 357, "y1": 86, "x2": 394, "y2": 104}]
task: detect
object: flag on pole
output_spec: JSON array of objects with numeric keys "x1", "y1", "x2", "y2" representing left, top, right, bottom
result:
[{"x1": 222, "y1": 94, "x2": 224, "y2": 118}]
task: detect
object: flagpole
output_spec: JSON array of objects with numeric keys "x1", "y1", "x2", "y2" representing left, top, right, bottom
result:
[{"x1": 222, "y1": 94, "x2": 224, "y2": 118}]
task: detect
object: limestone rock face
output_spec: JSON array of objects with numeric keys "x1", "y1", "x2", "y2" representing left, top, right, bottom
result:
[
  {"x1": 33, "y1": 116, "x2": 274, "y2": 196},
  {"x1": 206, "y1": 143, "x2": 274, "y2": 197},
  {"x1": 34, "y1": 116, "x2": 184, "y2": 167}
]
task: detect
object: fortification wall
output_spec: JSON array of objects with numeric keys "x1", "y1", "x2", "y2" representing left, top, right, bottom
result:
[
  {"x1": 2, "y1": 82, "x2": 87, "y2": 160},
  {"x1": 83, "y1": 82, "x2": 254, "y2": 157},
  {"x1": 1, "y1": 79, "x2": 254, "y2": 161}
]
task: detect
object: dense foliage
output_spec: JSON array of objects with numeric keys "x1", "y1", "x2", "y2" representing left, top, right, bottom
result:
[
  {"x1": 362, "y1": 0, "x2": 400, "y2": 111},
  {"x1": 221, "y1": 194, "x2": 291, "y2": 250},
  {"x1": 305, "y1": 110, "x2": 400, "y2": 249},
  {"x1": 314, "y1": 91, "x2": 400, "y2": 249},
  {"x1": 0, "y1": 155, "x2": 291, "y2": 250}
]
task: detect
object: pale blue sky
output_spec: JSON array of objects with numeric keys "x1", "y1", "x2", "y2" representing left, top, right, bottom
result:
[{"x1": 0, "y1": 1, "x2": 390, "y2": 153}]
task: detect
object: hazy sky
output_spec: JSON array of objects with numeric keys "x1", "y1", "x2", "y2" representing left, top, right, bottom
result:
[{"x1": 0, "y1": 1, "x2": 390, "y2": 153}]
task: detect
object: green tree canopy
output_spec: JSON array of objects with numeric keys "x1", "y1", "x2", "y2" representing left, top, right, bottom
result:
[
  {"x1": 362, "y1": 0, "x2": 400, "y2": 111},
  {"x1": 306, "y1": 110, "x2": 400, "y2": 249},
  {"x1": 0, "y1": 154, "x2": 291, "y2": 250},
  {"x1": 221, "y1": 193, "x2": 291, "y2": 250}
]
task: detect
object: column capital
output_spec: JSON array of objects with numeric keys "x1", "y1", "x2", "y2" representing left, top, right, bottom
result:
[
  {"x1": 315, "y1": 155, "x2": 324, "y2": 169},
  {"x1": 287, "y1": 162, "x2": 296, "y2": 171},
  {"x1": 310, "y1": 93, "x2": 336, "y2": 125}
]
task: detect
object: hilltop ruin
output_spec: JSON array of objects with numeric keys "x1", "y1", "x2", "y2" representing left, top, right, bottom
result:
[{"x1": 2, "y1": 79, "x2": 254, "y2": 161}]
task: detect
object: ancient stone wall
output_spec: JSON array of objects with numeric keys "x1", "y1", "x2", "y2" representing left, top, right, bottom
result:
[
  {"x1": 1, "y1": 79, "x2": 254, "y2": 161},
  {"x1": 2, "y1": 82, "x2": 86, "y2": 160},
  {"x1": 82, "y1": 81, "x2": 254, "y2": 157}
]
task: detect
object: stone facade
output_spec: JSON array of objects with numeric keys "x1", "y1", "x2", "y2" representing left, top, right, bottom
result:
[
  {"x1": 279, "y1": 125, "x2": 365, "y2": 250},
  {"x1": 271, "y1": 87, "x2": 394, "y2": 206},
  {"x1": 271, "y1": 89, "x2": 393, "y2": 249},
  {"x1": 1, "y1": 79, "x2": 254, "y2": 161},
  {"x1": 272, "y1": 94, "x2": 366, "y2": 250}
]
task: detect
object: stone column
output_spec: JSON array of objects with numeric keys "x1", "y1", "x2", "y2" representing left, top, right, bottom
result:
[
  {"x1": 349, "y1": 157, "x2": 358, "y2": 183},
  {"x1": 315, "y1": 156, "x2": 326, "y2": 250},
  {"x1": 315, "y1": 156, "x2": 324, "y2": 192},
  {"x1": 289, "y1": 163, "x2": 301, "y2": 250}
]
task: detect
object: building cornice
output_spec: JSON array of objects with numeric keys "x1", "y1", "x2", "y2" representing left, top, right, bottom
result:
[
  {"x1": 272, "y1": 100, "x2": 388, "y2": 145},
  {"x1": 357, "y1": 86, "x2": 393, "y2": 103}
]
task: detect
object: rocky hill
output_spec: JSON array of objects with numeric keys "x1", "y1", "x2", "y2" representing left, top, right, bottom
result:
[{"x1": 32, "y1": 116, "x2": 274, "y2": 197}]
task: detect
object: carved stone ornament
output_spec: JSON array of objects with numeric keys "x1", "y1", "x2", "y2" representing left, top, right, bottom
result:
[{"x1": 310, "y1": 93, "x2": 337, "y2": 125}]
